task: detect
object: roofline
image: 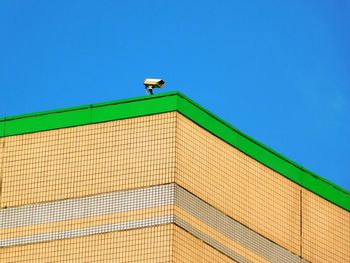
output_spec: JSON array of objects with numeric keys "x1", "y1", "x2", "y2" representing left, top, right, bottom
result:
[{"x1": 1, "y1": 91, "x2": 349, "y2": 211}]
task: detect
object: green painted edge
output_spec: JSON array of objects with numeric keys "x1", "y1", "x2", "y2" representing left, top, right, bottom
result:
[
  {"x1": 0, "y1": 118, "x2": 4, "y2": 137},
  {"x1": 176, "y1": 93, "x2": 350, "y2": 211},
  {"x1": 0, "y1": 91, "x2": 180, "y2": 137},
  {"x1": 4, "y1": 104, "x2": 91, "y2": 121},
  {"x1": 4, "y1": 108, "x2": 91, "y2": 136},
  {"x1": 2, "y1": 91, "x2": 179, "y2": 121},
  {"x1": 0, "y1": 91, "x2": 349, "y2": 211},
  {"x1": 91, "y1": 93, "x2": 179, "y2": 123}
]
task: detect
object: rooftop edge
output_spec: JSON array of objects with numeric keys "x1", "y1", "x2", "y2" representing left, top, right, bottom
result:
[{"x1": 1, "y1": 91, "x2": 349, "y2": 211}]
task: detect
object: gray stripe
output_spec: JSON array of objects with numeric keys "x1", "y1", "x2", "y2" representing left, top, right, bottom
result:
[
  {"x1": 0, "y1": 213, "x2": 249, "y2": 263},
  {"x1": 0, "y1": 184, "x2": 175, "y2": 228},
  {"x1": 0, "y1": 183, "x2": 305, "y2": 262},
  {"x1": 175, "y1": 186, "x2": 304, "y2": 263},
  {"x1": 174, "y1": 216, "x2": 252, "y2": 263},
  {"x1": 0, "y1": 215, "x2": 174, "y2": 247}
]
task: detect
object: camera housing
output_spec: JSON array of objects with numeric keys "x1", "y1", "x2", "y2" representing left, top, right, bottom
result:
[{"x1": 143, "y1": 79, "x2": 165, "y2": 88}]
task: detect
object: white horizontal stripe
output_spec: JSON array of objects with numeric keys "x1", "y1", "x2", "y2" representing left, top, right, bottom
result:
[
  {"x1": 175, "y1": 216, "x2": 252, "y2": 263},
  {"x1": 0, "y1": 183, "x2": 305, "y2": 262},
  {"x1": 1, "y1": 184, "x2": 175, "y2": 228},
  {"x1": 175, "y1": 186, "x2": 305, "y2": 263},
  {"x1": 0, "y1": 215, "x2": 174, "y2": 247}
]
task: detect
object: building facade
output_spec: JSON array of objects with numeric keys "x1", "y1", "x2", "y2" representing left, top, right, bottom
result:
[{"x1": 0, "y1": 92, "x2": 349, "y2": 262}]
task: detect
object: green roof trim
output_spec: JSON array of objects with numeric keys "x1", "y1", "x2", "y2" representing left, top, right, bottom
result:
[
  {"x1": 1, "y1": 91, "x2": 349, "y2": 211},
  {"x1": 0, "y1": 92, "x2": 178, "y2": 137}
]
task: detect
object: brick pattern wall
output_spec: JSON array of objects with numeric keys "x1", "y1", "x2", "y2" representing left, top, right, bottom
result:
[
  {"x1": 175, "y1": 113, "x2": 350, "y2": 262},
  {"x1": 2, "y1": 225, "x2": 173, "y2": 263},
  {"x1": 176, "y1": 113, "x2": 301, "y2": 255},
  {"x1": 1, "y1": 113, "x2": 176, "y2": 207},
  {"x1": 0, "y1": 112, "x2": 349, "y2": 263},
  {"x1": 302, "y1": 189, "x2": 350, "y2": 263}
]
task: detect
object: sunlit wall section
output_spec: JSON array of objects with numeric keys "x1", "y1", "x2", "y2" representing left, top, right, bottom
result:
[
  {"x1": 1, "y1": 99, "x2": 349, "y2": 263},
  {"x1": 175, "y1": 112, "x2": 350, "y2": 263},
  {"x1": 1, "y1": 112, "x2": 177, "y2": 208}
]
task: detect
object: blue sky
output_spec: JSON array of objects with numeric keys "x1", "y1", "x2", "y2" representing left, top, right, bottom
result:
[{"x1": 1, "y1": 0, "x2": 349, "y2": 191}]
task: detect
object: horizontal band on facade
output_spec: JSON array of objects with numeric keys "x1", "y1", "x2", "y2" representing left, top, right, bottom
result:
[
  {"x1": 174, "y1": 217, "x2": 251, "y2": 263},
  {"x1": 1, "y1": 215, "x2": 250, "y2": 262},
  {"x1": 0, "y1": 184, "x2": 305, "y2": 263},
  {"x1": 0, "y1": 215, "x2": 173, "y2": 247},
  {"x1": 175, "y1": 186, "x2": 304, "y2": 263},
  {"x1": 0, "y1": 184, "x2": 175, "y2": 228}
]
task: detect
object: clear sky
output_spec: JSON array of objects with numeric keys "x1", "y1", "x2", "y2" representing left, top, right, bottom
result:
[{"x1": 1, "y1": 1, "x2": 349, "y2": 191}]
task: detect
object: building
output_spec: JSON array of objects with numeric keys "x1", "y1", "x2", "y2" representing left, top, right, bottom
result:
[{"x1": 0, "y1": 91, "x2": 349, "y2": 263}]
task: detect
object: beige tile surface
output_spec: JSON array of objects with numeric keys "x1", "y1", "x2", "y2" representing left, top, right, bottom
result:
[
  {"x1": 1, "y1": 111, "x2": 349, "y2": 263},
  {"x1": 0, "y1": 137, "x2": 4, "y2": 204},
  {"x1": 174, "y1": 206, "x2": 269, "y2": 263},
  {"x1": 2, "y1": 223, "x2": 238, "y2": 263},
  {"x1": 1, "y1": 113, "x2": 176, "y2": 207},
  {"x1": 302, "y1": 189, "x2": 350, "y2": 263},
  {"x1": 1, "y1": 224, "x2": 174, "y2": 263},
  {"x1": 175, "y1": 113, "x2": 301, "y2": 255},
  {"x1": 173, "y1": 224, "x2": 237, "y2": 263},
  {"x1": 2, "y1": 205, "x2": 174, "y2": 239}
]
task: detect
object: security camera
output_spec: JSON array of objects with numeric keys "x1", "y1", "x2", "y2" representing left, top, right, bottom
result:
[
  {"x1": 144, "y1": 78, "x2": 165, "y2": 95},
  {"x1": 144, "y1": 78, "x2": 165, "y2": 88}
]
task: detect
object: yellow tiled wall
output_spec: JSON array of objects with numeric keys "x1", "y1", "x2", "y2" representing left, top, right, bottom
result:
[
  {"x1": 173, "y1": 206, "x2": 269, "y2": 263},
  {"x1": 1, "y1": 113, "x2": 176, "y2": 207},
  {"x1": 302, "y1": 189, "x2": 350, "y2": 263},
  {"x1": 172, "y1": 225, "x2": 236, "y2": 262},
  {"x1": 2, "y1": 223, "x2": 239, "y2": 263},
  {"x1": 1, "y1": 225, "x2": 174, "y2": 263},
  {"x1": 176, "y1": 113, "x2": 301, "y2": 255},
  {"x1": 0, "y1": 137, "x2": 4, "y2": 186},
  {"x1": 1, "y1": 112, "x2": 349, "y2": 263},
  {"x1": 2, "y1": 205, "x2": 174, "y2": 240},
  {"x1": 0, "y1": 138, "x2": 4, "y2": 207}
]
